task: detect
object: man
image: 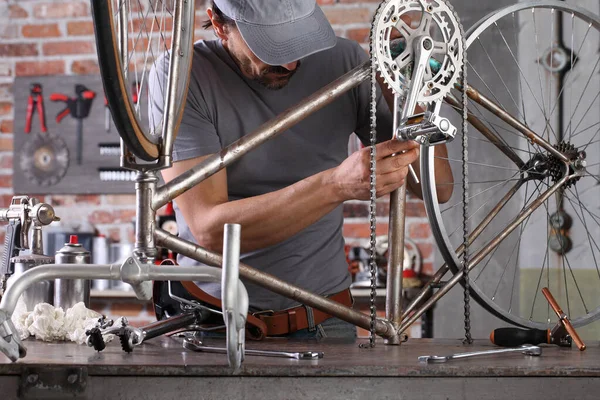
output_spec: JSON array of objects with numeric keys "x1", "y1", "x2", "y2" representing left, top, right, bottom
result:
[{"x1": 153, "y1": 0, "x2": 452, "y2": 339}]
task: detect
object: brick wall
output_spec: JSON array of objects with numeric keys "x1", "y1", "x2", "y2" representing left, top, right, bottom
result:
[{"x1": 1, "y1": 1, "x2": 435, "y2": 319}]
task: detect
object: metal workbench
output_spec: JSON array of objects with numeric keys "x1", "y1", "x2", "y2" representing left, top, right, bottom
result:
[{"x1": 1, "y1": 337, "x2": 599, "y2": 399}]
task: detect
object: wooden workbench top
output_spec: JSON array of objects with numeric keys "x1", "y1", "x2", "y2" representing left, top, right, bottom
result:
[{"x1": 1, "y1": 337, "x2": 598, "y2": 377}]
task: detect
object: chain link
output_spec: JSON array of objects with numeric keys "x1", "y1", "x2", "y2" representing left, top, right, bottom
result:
[
  {"x1": 360, "y1": 0, "x2": 387, "y2": 349},
  {"x1": 459, "y1": 14, "x2": 473, "y2": 345}
]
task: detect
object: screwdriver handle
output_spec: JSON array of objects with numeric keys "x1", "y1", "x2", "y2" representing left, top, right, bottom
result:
[{"x1": 490, "y1": 327, "x2": 549, "y2": 347}]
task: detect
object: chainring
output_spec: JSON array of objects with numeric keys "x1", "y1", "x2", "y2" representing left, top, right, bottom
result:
[{"x1": 373, "y1": 0, "x2": 464, "y2": 105}]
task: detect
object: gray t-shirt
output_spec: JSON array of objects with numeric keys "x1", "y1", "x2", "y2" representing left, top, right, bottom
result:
[{"x1": 151, "y1": 37, "x2": 392, "y2": 311}]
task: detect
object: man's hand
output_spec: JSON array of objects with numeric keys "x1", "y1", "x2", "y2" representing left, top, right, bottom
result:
[{"x1": 328, "y1": 139, "x2": 419, "y2": 202}]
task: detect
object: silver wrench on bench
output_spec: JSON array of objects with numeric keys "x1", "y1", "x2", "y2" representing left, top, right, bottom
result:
[
  {"x1": 419, "y1": 345, "x2": 542, "y2": 363},
  {"x1": 183, "y1": 337, "x2": 324, "y2": 360}
]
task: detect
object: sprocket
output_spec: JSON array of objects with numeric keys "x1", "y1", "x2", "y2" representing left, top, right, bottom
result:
[{"x1": 373, "y1": 0, "x2": 464, "y2": 105}]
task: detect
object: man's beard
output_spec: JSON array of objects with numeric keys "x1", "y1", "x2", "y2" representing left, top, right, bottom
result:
[{"x1": 231, "y1": 50, "x2": 300, "y2": 90}]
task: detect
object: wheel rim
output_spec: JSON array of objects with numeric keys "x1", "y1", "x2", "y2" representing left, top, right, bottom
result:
[
  {"x1": 424, "y1": 1, "x2": 600, "y2": 331},
  {"x1": 93, "y1": 0, "x2": 194, "y2": 161}
]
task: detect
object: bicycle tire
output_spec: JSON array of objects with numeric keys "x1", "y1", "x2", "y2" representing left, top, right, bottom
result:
[
  {"x1": 91, "y1": 0, "x2": 194, "y2": 162},
  {"x1": 422, "y1": 0, "x2": 600, "y2": 330}
]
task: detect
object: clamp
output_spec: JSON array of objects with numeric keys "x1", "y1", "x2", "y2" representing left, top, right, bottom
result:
[
  {"x1": 24, "y1": 83, "x2": 48, "y2": 134},
  {"x1": 50, "y1": 84, "x2": 96, "y2": 165}
]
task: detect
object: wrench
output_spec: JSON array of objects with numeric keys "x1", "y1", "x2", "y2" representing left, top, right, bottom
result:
[
  {"x1": 183, "y1": 337, "x2": 323, "y2": 360},
  {"x1": 419, "y1": 345, "x2": 542, "y2": 363}
]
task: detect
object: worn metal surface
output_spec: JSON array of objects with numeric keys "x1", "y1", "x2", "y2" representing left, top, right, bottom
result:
[{"x1": 1, "y1": 337, "x2": 598, "y2": 378}]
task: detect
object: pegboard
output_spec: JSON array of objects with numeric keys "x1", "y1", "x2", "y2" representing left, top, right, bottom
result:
[{"x1": 12, "y1": 75, "x2": 149, "y2": 194}]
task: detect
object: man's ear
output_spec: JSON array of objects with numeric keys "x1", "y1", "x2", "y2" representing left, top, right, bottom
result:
[{"x1": 207, "y1": 8, "x2": 228, "y2": 41}]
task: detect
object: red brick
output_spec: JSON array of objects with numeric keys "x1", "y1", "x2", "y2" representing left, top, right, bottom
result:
[
  {"x1": 131, "y1": 17, "x2": 173, "y2": 33},
  {"x1": 405, "y1": 201, "x2": 427, "y2": 217},
  {"x1": 0, "y1": 154, "x2": 12, "y2": 169},
  {"x1": 110, "y1": 302, "x2": 145, "y2": 316},
  {"x1": 0, "y1": 25, "x2": 19, "y2": 40},
  {"x1": 22, "y1": 24, "x2": 62, "y2": 38},
  {"x1": 324, "y1": 7, "x2": 372, "y2": 25},
  {"x1": 0, "y1": 137, "x2": 12, "y2": 151},
  {"x1": 33, "y1": 2, "x2": 88, "y2": 19},
  {"x1": 114, "y1": 209, "x2": 137, "y2": 223},
  {"x1": 0, "y1": 120, "x2": 13, "y2": 134},
  {"x1": 421, "y1": 262, "x2": 434, "y2": 275},
  {"x1": 9, "y1": 4, "x2": 28, "y2": 18},
  {"x1": 343, "y1": 202, "x2": 369, "y2": 218},
  {"x1": 376, "y1": 201, "x2": 389, "y2": 217},
  {"x1": 43, "y1": 41, "x2": 94, "y2": 56},
  {"x1": 16, "y1": 60, "x2": 65, "y2": 76},
  {"x1": 408, "y1": 222, "x2": 432, "y2": 239},
  {"x1": 0, "y1": 102, "x2": 12, "y2": 116},
  {"x1": 0, "y1": 43, "x2": 38, "y2": 57},
  {"x1": 105, "y1": 194, "x2": 136, "y2": 206},
  {"x1": 0, "y1": 174, "x2": 13, "y2": 188},
  {"x1": 48, "y1": 195, "x2": 101, "y2": 206},
  {"x1": 71, "y1": 60, "x2": 99, "y2": 75},
  {"x1": 346, "y1": 28, "x2": 370, "y2": 44},
  {"x1": 343, "y1": 222, "x2": 389, "y2": 238},
  {"x1": 415, "y1": 242, "x2": 433, "y2": 260},
  {"x1": 0, "y1": 137, "x2": 12, "y2": 152},
  {"x1": 317, "y1": 0, "x2": 336, "y2": 5},
  {"x1": 67, "y1": 21, "x2": 94, "y2": 36},
  {"x1": 89, "y1": 210, "x2": 115, "y2": 224},
  {"x1": 0, "y1": 195, "x2": 14, "y2": 208}
]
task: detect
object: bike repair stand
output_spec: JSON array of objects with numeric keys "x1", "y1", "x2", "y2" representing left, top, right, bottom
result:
[{"x1": 50, "y1": 85, "x2": 96, "y2": 165}]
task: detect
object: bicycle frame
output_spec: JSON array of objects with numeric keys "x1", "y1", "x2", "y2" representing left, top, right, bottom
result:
[{"x1": 1, "y1": 1, "x2": 586, "y2": 363}]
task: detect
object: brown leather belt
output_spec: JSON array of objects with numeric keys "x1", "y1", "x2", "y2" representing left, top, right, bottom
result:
[{"x1": 254, "y1": 289, "x2": 353, "y2": 336}]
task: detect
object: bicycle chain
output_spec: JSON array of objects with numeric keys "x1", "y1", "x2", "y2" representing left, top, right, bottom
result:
[
  {"x1": 361, "y1": 0, "x2": 387, "y2": 349},
  {"x1": 459, "y1": 10, "x2": 473, "y2": 345},
  {"x1": 365, "y1": 0, "x2": 469, "y2": 347}
]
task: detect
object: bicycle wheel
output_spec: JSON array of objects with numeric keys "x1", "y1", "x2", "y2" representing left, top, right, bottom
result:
[
  {"x1": 92, "y1": 0, "x2": 195, "y2": 161},
  {"x1": 422, "y1": 1, "x2": 600, "y2": 332}
]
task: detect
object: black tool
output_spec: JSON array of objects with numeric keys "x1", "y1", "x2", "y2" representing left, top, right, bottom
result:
[
  {"x1": 50, "y1": 84, "x2": 96, "y2": 165},
  {"x1": 491, "y1": 287, "x2": 586, "y2": 351},
  {"x1": 25, "y1": 83, "x2": 48, "y2": 134},
  {"x1": 104, "y1": 96, "x2": 111, "y2": 133}
]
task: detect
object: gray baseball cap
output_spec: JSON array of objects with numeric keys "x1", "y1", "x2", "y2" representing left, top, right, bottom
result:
[{"x1": 214, "y1": 0, "x2": 337, "y2": 65}]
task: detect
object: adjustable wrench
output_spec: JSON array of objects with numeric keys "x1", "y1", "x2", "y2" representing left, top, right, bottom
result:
[
  {"x1": 419, "y1": 345, "x2": 542, "y2": 363},
  {"x1": 183, "y1": 337, "x2": 323, "y2": 360}
]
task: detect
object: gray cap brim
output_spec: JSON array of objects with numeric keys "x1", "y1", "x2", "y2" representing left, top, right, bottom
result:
[{"x1": 236, "y1": 5, "x2": 336, "y2": 65}]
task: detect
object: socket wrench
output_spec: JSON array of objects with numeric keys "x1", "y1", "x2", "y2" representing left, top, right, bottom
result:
[
  {"x1": 419, "y1": 345, "x2": 542, "y2": 363},
  {"x1": 183, "y1": 337, "x2": 324, "y2": 360}
]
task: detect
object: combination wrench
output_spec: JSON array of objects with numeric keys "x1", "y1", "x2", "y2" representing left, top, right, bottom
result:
[
  {"x1": 183, "y1": 337, "x2": 324, "y2": 360},
  {"x1": 419, "y1": 345, "x2": 542, "y2": 363}
]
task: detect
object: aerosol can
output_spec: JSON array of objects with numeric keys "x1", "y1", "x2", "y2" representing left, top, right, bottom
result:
[{"x1": 54, "y1": 235, "x2": 91, "y2": 309}]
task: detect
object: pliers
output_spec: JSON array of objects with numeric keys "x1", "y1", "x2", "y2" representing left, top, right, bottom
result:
[{"x1": 24, "y1": 83, "x2": 48, "y2": 134}]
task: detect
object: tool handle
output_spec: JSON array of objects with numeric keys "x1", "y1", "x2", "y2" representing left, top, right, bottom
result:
[
  {"x1": 50, "y1": 93, "x2": 69, "y2": 102},
  {"x1": 25, "y1": 96, "x2": 34, "y2": 133},
  {"x1": 36, "y1": 95, "x2": 48, "y2": 133},
  {"x1": 491, "y1": 327, "x2": 549, "y2": 347},
  {"x1": 55, "y1": 107, "x2": 70, "y2": 124},
  {"x1": 82, "y1": 90, "x2": 96, "y2": 100},
  {"x1": 1, "y1": 220, "x2": 21, "y2": 277}
]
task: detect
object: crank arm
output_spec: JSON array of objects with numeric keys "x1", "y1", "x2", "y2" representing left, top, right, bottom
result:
[
  {"x1": 183, "y1": 337, "x2": 323, "y2": 360},
  {"x1": 419, "y1": 345, "x2": 542, "y2": 363}
]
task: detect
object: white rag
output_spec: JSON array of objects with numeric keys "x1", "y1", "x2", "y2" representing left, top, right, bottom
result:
[{"x1": 11, "y1": 298, "x2": 116, "y2": 345}]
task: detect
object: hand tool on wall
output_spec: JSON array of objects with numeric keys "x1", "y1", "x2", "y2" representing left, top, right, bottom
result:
[
  {"x1": 490, "y1": 287, "x2": 586, "y2": 351},
  {"x1": 183, "y1": 337, "x2": 324, "y2": 360},
  {"x1": 50, "y1": 84, "x2": 96, "y2": 165},
  {"x1": 24, "y1": 83, "x2": 48, "y2": 134},
  {"x1": 419, "y1": 345, "x2": 542, "y2": 363},
  {"x1": 20, "y1": 83, "x2": 70, "y2": 186}
]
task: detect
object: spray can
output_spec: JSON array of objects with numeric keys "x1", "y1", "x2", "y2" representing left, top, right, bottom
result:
[{"x1": 54, "y1": 235, "x2": 91, "y2": 309}]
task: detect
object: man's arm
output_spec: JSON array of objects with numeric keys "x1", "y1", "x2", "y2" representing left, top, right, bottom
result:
[
  {"x1": 162, "y1": 139, "x2": 418, "y2": 254},
  {"x1": 376, "y1": 74, "x2": 454, "y2": 203}
]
